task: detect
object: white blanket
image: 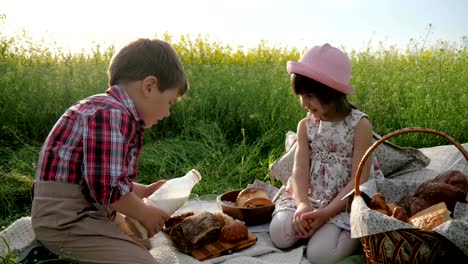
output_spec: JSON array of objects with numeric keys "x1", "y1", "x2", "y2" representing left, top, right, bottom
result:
[
  {"x1": 1, "y1": 142, "x2": 466, "y2": 263},
  {"x1": 0, "y1": 216, "x2": 308, "y2": 263},
  {"x1": 149, "y1": 230, "x2": 307, "y2": 264}
]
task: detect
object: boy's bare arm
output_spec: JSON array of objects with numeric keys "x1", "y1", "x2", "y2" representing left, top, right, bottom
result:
[
  {"x1": 132, "y1": 183, "x2": 149, "y2": 199},
  {"x1": 130, "y1": 181, "x2": 167, "y2": 199},
  {"x1": 110, "y1": 192, "x2": 152, "y2": 221},
  {"x1": 110, "y1": 192, "x2": 170, "y2": 237}
]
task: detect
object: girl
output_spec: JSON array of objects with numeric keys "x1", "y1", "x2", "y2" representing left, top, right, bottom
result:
[{"x1": 269, "y1": 43, "x2": 383, "y2": 264}]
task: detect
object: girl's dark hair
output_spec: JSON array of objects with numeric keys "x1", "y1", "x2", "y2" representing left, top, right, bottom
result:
[
  {"x1": 108, "y1": 38, "x2": 189, "y2": 96},
  {"x1": 291, "y1": 73, "x2": 355, "y2": 115}
]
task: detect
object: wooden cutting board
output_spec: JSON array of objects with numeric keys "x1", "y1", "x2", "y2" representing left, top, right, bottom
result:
[{"x1": 190, "y1": 231, "x2": 257, "y2": 261}]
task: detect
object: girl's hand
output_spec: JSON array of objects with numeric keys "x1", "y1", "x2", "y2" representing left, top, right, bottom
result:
[
  {"x1": 139, "y1": 205, "x2": 170, "y2": 238},
  {"x1": 300, "y1": 208, "x2": 331, "y2": 237},
  {"x1": 293, "y1": 202, "x2": 313, "y2": 238},
  {"x1": 143, "y1": 180, "x2": 166, "y2": 198}
]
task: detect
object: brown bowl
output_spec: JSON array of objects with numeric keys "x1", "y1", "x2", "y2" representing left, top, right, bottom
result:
[{"x1": 217, "y1": 189, "x2": 275, "y2": 226}]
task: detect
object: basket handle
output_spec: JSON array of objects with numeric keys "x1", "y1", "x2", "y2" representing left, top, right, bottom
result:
[{"x1": 354, "y1": 127, "x2": 468, "y2": 197}]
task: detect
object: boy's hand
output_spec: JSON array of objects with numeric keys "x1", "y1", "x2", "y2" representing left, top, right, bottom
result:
[
  {"x1": 139, "y1": 204, "x2": 170, "y2": 238},
  {"x1": 144, "y1": 180, "x2": 167, "y2": 198},
  {"x1": 110, "y1": 191, "x2": 169, "y2": 237}
]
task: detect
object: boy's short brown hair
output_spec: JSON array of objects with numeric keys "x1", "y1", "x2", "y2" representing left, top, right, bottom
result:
[{"x1": 108, "y1": 38, "x2": 189, "y2": 96}]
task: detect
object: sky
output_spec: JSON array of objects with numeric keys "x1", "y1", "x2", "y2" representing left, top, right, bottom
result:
[{"x1": 1, "y1": 0, "x2": 467, "y2": 53}]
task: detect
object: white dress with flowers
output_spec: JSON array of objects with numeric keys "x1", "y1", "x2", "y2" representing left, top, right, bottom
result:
[{"x1": 273, "y1": 109, "x2": 384, "y2": 230}]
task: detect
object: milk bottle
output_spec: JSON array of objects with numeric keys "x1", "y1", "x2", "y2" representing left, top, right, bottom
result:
[{"x1": 127, "y1": 169, "x2": 201, "y2": 239}]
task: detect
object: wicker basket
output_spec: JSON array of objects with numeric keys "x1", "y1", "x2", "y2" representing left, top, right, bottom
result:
[{"x1": 353, "y1": 127, "x2": 468, "y2": 263}]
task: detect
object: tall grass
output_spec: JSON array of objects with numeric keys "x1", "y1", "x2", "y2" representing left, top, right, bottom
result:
[
  {"x1": 350, "y1": 42, "x2": 468, "y2": 146},
  {"x1": 1, "y1": 17, "x2": 467, "y2": 227}
]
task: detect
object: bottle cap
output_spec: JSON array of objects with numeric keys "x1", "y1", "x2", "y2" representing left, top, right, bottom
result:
[{"x1": 191, "y1": 169, "x2": 202, "y2": 182}]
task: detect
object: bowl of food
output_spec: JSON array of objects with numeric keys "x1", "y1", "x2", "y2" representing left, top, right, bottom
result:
[{"x1": 217, "y1": 187, "x2": 275, "y2": 226}]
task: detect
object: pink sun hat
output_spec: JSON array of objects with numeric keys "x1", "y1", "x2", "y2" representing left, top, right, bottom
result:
[{"x1": 287, "y1": 43, "x2": 355, "y2": 95}]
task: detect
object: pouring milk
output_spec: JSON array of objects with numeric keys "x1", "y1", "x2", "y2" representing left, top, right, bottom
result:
[{"x1": 128, "y1": 169, "x2": 201, "y2": 239}]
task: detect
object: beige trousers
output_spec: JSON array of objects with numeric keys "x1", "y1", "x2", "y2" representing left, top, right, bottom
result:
[{"x1": 31, "y1": 181, "x2": 158, "y2": 264}]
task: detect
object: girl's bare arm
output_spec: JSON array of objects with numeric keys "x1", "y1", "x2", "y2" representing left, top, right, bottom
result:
[
  {"x1": 323, "y1": 117, "x2": 373, "y2": 218},
  {"x1": 291, "y1": 118, "x2": 312, "y2": 206}
]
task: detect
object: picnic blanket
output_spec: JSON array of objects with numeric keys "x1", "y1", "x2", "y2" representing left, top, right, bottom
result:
[
  {"x1": 1, "y1": 142, "x2": 466, "y2": 263},
  {"x1": 0, "y1": 209, "x2": 309, "y2": 264}
]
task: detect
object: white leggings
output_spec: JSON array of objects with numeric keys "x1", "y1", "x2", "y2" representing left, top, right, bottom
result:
[{"x1": 269, "y1": 210, "x2": 360, "y2": 264}]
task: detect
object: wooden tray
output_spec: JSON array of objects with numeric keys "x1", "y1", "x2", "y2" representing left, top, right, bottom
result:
[{"x1": 190, "y1": 231, "x2": 257, "y2": 261}]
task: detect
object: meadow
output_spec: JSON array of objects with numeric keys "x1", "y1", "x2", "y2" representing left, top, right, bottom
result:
[{"x1": 0, "y1": 27, "x2": 467, "y2": 230}]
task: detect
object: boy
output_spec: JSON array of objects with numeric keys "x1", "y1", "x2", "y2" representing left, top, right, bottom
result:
[{"x1": 31, "y1": 38, "x2": 189, "y2": 263}]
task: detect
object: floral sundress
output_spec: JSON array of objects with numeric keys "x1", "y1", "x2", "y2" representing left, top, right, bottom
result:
[{"x1": 273, "y1": 109, "x2": 384, "y2": 230}]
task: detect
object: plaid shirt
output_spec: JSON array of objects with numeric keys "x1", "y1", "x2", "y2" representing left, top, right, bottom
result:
[{"x1": 36, "y1": 85, "x2": 145, "y2": 207}]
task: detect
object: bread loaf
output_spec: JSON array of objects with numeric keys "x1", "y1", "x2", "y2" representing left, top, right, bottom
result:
[
  {"x1": 397, "y1": 170, "x2": 467, "y2": 217},
  {"x1": 415, "y1": 182, "x2": 466, "y2": 213},
  {"x1": 409, "y1": 202, "x2": 450, "y2": 231},
  {"x1": 168, "y1": 211, "x2": 222, "y2": 253},
  {"x1": 163, "y1": 212, "x2": 195, "y2": 234},
  {"x1": 430, "y1": 170, "x2": 468, "y2": 193},
  {"x1": 398, "y1": 194, "x2": 432, "y2": 217}
]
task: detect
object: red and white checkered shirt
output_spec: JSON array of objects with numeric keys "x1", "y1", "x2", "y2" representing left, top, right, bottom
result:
[{"x1": 36, "y1": 85, "x2": 145, "y2": 207}]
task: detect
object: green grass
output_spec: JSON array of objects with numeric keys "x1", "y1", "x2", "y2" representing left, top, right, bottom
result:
[{"x1": 1, "y1": 18, "x2": 467, "y2": 235}]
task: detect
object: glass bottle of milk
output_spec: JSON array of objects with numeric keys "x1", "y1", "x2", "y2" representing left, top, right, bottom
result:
[{"x1": 127, "y1": 169, "x2": 202, "y2": 239}]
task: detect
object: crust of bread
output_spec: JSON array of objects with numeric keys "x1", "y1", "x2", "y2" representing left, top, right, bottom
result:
[
  {"x1": 368, "y1": 193, "x2": 387, "y2": 212},
  {"x1": 391, "y1": 206, "x2": 409, "y2": 223},
  {"x1": 409, "y1": 202, "x2": 450, "y2": 230},
  {"x1": 236, "y1": 187, "x2": 269, "y2": 207},
  {"x1": 386, "y1": 203, "x2": 397, "y2": 216},
  {"x1": 218, "y1": 220, "x2": 248, "y2": 242},
  {"x1": 242, "y1": 197, "x2": 273, "y2": 207},
  {"x1": 214, "y1": 212, "x2": 235, "y2": 227}
]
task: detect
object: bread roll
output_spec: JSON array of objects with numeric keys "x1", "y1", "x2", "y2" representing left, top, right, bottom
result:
[
  {"x1": 218, "y1": 220, "x2": 248, "y2": 242},
  {"x1": 391, "y1": 206, "x2": 409, "y2": 223},
  {"x1": 236, "y1": 187, "x2": 271, "y2": 207},
  {"x1": 214, "y1": 212, "x2": 235, "y2": 228},
  {"x1": 386, "y1": 203, "x2": 397, "y2": 216},
  {"x1": 368, "y1": 193, "x2": 388, "y2": 215},
  {"x1": 242, "y1": 197, "x2": 273, "y2": 207},
  {"x1": 409, "y1": 202, "x2": 450, "y2": 231}
]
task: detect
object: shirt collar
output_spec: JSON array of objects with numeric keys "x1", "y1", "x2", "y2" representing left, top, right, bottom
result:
[{"x1": 106, "y1": 85, "x2": 145, "y2": 127}]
